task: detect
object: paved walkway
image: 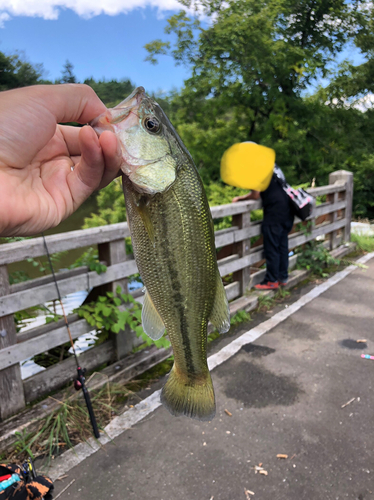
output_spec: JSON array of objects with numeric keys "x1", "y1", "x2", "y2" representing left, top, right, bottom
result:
[{"x1": 53, "y1": 257, "x2": 374, "y2": 500}]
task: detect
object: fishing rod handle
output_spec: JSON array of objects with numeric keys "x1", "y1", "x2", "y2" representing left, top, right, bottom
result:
[{"x1": 82, "y1": 385, "x2": 101, "y2": 439}]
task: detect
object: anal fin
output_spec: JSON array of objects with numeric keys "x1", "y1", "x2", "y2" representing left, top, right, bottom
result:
[
  {"x1": 209, "y1": 270, "x2": 231, "y2": 334},
  {"x1": 142, "y1": 290, "x2": 165, "y2": 341}
]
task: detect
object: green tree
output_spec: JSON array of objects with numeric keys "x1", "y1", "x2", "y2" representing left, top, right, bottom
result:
[
  {"x1": 83, "y1": 178, "x2": 126, "y2": 228},
  {"x1": 0, "y1": 51, "x2": 44, "y2": 90},
  {"x1": 60, "y1": 60, "x2": 77, "y2": 84},
  {"x1": 84, "y1": 77, "x2": 135, "y2": 107},
  {"x1": 145, "y1": 0, "x2": 368, "y2": 186}
]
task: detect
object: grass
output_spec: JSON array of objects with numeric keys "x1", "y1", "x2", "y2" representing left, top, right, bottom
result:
[
  {"x1": 351, "y1": 232, "x2": 374, "y2": 253},
  {"x1": 4, "y1": 376, "x2": 136, "y2": 465},
  {"x1": 2, "y1": 356, "x2": 181, "y2": 466},
  {"x1": 256, "y1": 287, "x2": 290, "y2": 312}
]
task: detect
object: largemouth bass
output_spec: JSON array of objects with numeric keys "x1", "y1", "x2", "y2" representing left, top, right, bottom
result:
[{"x1": 91, "y1": 87, "x2": 230, "y2": 420}]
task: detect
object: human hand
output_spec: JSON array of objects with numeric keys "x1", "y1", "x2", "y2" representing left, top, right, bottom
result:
[
  {"x1": 232, "y1": 196, "x2": 242, "y2": 203},
  {"x1": 0, "y1": 84, "x2": 122, "y2": 236}
]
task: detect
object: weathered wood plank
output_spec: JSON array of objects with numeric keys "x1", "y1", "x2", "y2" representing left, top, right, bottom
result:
[
  {"x1": 307, "y1": 182, "x2": 346, "y2": 197},
  {"x1": 314, "y1": 200, "x2": 346, "y2": 218},
  {"x1": 10, "y1": 266, "x2": 89, "y2": 294},
  {"x1": 218, "y1": 249, "x2": 264, "y2": 277},
  {"x1": 0, "y1": 318, "x2": 91, "y2": 371},
  {"x1": 0, "y1": 237, "x2": 352, "y2": 445},
  {"x1": 17, "y1": 314, "x2": 80, "y2": 343},
  {"x1": 328, "y1": 192, "x2": 339, "y2": 250},
  {"x1": 0, "y1": 266, "x2": 25, "y2": 420},
  {"x1": 214, "y1": 227, "x2": 237, "y2": 247},
  {"x1": 288, "y1": 219, "x2": 346, "y2": 250},
  {"x1": 23, "y1": 341, "x2": 114, "y2": 403},
  {"x1": 233, "y1": 223, "x2": 262, "y2": 241},
  {"x1": 224, "y1": 281, "x2": 241, "y2": 302},
  {"x1": 0, "y1": 260, "x2": 139, "y2": 317},
  {"x1": 8, "y1": 204, "x2": 339, "y2": 304},
  {"x1": 93, "y1": 344, "x2": 173, "y2": 389},
  {"x1": 329, "y1": 171, "x2": 353, "y2": 242},
  {"x1": 233, "y1": 209, "x2": 252, "y2": 295},
  {"x1": 217, "y1": 254, "x2": 240, "y2": 268},
  {"x1": 0, "y1": 223, "x2": 131, "y2": 266},
  {"x1": 210, "y1": 200, "x2": 261, "y2": 218},
  {"x1": 215, "y1": 223, "x2": 263, "y2": 248}
]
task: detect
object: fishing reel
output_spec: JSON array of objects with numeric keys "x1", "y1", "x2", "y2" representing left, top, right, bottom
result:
[
  {"x1": 21, "y1": 458, "x2": 36, "y2": 481},
  {"x1": 73, "y1": 366, "x2": 86, "y2": 391}
]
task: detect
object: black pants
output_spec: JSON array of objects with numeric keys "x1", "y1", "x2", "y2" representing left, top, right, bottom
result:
[{"x1": 262, "y1": 220, "x2": 293, "y2": 283}]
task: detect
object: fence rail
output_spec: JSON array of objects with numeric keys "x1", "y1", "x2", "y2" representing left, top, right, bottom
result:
[{"x1": 0, "y1": 169, "x2": 353, "y2": 420}]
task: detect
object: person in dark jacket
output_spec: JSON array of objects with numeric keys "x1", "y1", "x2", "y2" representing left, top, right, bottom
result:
[{"x1": 232, "y1": 165, "x2": 294, "y2": 290}]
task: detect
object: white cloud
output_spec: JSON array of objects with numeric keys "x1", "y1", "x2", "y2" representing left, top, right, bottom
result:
[
  {"x1": 0, "y1": 11, "x2": 10, "y2": 25},
  {"x1": 0, "y1": 0, "x2": 188, "y2": 23}
]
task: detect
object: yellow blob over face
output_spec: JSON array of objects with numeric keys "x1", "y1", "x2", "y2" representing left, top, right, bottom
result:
[{"x1": 220, "y1": 142, "x2": 275, "y2": 191}]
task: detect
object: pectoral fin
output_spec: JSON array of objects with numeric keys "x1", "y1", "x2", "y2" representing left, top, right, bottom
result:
[
  {"x1": 135, "y1": 196, "x2": 155, "y2": 245},
  {"x1": 209, "y1": 271, "x2": 231, "y2": 334},
  {"x1": 142, "y1": 290, "x2": 165, "y2": 340}
]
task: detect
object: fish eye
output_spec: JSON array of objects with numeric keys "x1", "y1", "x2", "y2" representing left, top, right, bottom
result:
[{"x1": 144, "y1": 116, "x2": 161, "y2": 134}]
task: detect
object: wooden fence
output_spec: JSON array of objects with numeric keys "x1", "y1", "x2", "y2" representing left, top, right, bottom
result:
[{"x1": 0, "y1": 170, "x2": 353, "y2": 421}]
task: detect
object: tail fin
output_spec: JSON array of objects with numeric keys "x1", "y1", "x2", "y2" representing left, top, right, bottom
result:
[{"x1": 160, "y1": 365, "x2": 216, "y2": 421}]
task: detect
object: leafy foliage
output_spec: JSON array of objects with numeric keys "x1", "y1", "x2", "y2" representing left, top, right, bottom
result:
[
  {"x1": 230, "y1": 310, "x2": 251, "y2": 327},
  {"x1": 296, "y1": 241, "x2": 340, "y2": 277},
  {"x1": 352, "y1": 154, "x2": 374, "y2": 218},
  {"x1": 0, "y1": 51, "x2": 44, "y2": 91},
  {"x1": 83, "y1": 77, "x2": 135, "y2": 107},
  {"x1": 69, "y1": 247, "x2": 107, "y2": 274},
  {"x1": 76, "y1": 286, "x2": 170, "y2": 349},
  {"x1": 83, "y1": 178, "x2": 126, "y2": 228}
]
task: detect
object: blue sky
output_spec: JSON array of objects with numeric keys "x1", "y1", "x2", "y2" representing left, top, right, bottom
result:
[
  {"x1": 0, "y1": 6, "x2": 191, "y2": 93},
  {"x1": 0, "y1": 2, "x2": 366, "y2": 95}
]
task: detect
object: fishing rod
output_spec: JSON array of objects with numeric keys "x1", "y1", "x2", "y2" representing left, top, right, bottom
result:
[{"x1": 41, "y1": 233, "x2": 100, "y2": 439}]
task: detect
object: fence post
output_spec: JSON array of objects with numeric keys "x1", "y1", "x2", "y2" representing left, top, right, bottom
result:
[
  {"x1": 232, "y1": 207, "x2": 252, "y2": 296},
  {"x1": 329, "y1": 170, "x2": 354, "y2": 243},
  {"x1": 0, "y1": 265, "x2": 25, "y2": 421},
  {"x1": 327, "y1": 189, "x2": 339, "y2": 250},
  {"x1": 98, "y1": 239, "x2": 137, "y2": 361}
]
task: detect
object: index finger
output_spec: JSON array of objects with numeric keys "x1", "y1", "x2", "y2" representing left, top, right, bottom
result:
[
  {"x1": 27, "y1": 84, "x2": 107, "y2": 124},
  {"x1": 0, "y1": 84, "x2": 107, "y2": 168}
]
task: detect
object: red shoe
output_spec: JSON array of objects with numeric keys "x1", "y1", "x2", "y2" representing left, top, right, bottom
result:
[
  {"x1": 278, "y1": 281, "x2": 287, "y2": 287},
  {"x1": 254, "y1": 281, "x2": 279, "y2": 290}
]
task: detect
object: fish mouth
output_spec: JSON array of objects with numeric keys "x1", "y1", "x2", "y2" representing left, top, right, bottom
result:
[
  {"x1": 90, "y1": 86, "x2": 158, "y2": 172},
  {"x1": 90, "y1": 86, "x2": 146, "y2": 133}
]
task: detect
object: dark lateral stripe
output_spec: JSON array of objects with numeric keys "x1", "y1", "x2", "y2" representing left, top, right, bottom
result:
[{"x1": 159, "y1": 202, "x2": 196, "y2": 375}]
